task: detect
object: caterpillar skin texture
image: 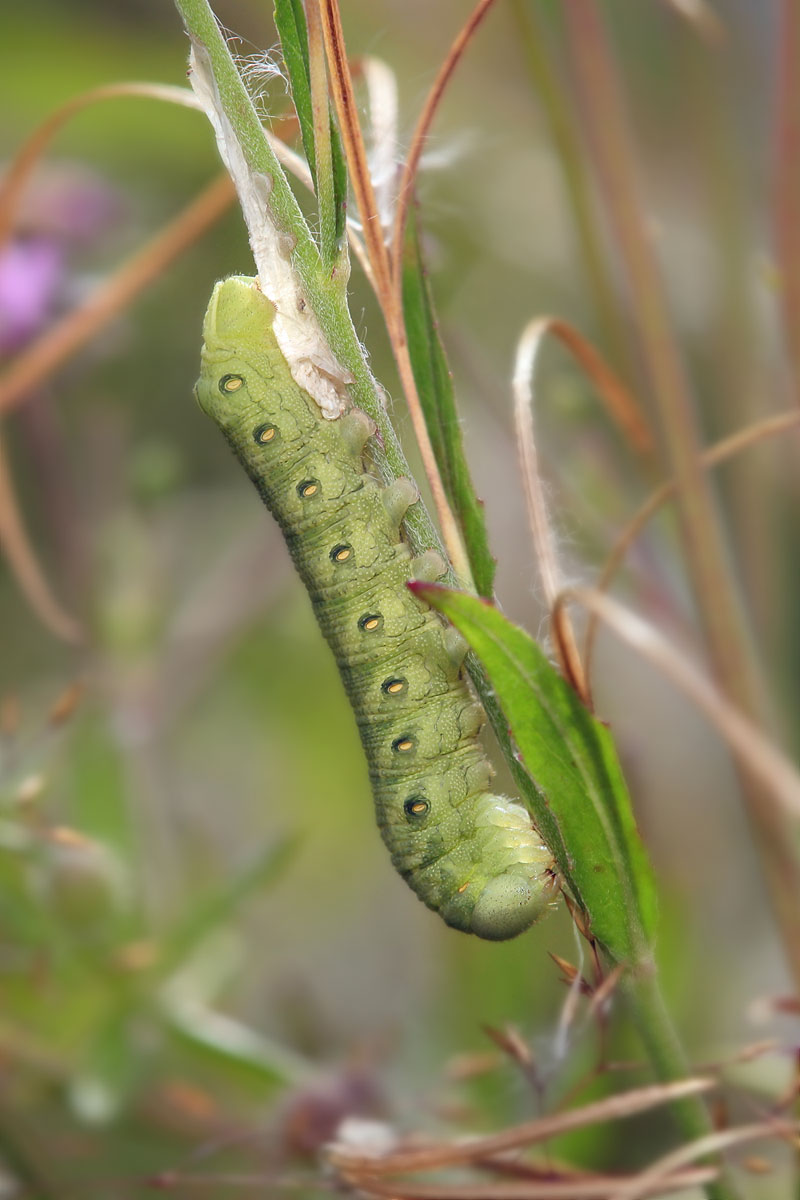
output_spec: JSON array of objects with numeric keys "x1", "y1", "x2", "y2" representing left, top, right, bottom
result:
[{"x1": 196, "y1": 276, "x2": 557, "y2": 939}]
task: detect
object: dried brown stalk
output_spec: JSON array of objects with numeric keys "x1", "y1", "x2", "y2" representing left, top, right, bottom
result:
[
  {"x1": 0, "y1": 174, "x2": 236, "y2": 417},
  {"x1": 583, "y1": 409, "x2": 800, "y2": 679}
]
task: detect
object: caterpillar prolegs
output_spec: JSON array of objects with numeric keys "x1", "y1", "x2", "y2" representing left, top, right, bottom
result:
[{"x1": 196, "y1": 276, "x2": 558, "y2": 939}]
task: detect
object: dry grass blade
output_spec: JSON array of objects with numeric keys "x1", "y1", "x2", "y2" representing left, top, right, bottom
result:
[
  {"x1": 607, "y1": 1118, "x2": 799, "y2": 1200},
  {"x1": 317, "y1": 0, "x2": 392, "y2": 299},
  {"x1": 47, "y1": 681, "x2": 85, "y2": 727},
  {"x1": 773, "y1": 0, "x2": 800, "y2": 400},
  {"x1": 388, "y1": 0, "x2": 499, "y2": 287},
  {"x1": 0, "y1": 174, "x2": 235, "y2": 418},
  {"x1": 517, "y1": 317, "x2": 653, "y2": 456},
  {"x1": 582, "y1": 409, "x2": 800, "y2": 680},
  {"x1": 0, "y1": 83, "x2": 202, "y2": 251},
  {"x1": 560, "y1": 3, "x2": 800, "y2": 990},
  {"x1": 328, "y1": 1077, "x2": 713, "y2": 1176},
  {"x1": 560, "y1": 587, "x2": 800, "y2": 824},
  {"x1": 512, "y1": 320, "x2": 590, "y2": 700},
  {"x1": 347, "y1": 1167, "x2": 719, "y2": 1200},
  {"x1": 0, "y1": 433, "x2": 82, "y2": 643}
]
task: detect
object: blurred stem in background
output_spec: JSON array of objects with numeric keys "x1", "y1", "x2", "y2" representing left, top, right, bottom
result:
[
  {"x1": 559, "y1": 0, "x2": 800, "y2": 992},
  {"x1": 508, "y1": 0, "x2": 639, "y2": 394}
]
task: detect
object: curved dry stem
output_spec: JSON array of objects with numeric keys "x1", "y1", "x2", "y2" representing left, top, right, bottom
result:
[
  {"x1": 389, "y1": 0, "x2": 499, "y2": 288},
  {"x1": 0, "y1": 73, "x2": 374, "y2": 302},
  {"x1": 318, "y1": 0, "x2": 472, "y2": 585},
  {"x1": 0, "y1": 83, "x2": 202, "y2": 251},
  {"x1": 0, "y1": 434, "x2": 82, "y2": 643},
  {"x1": 0, "y1": 174, "x2": 236, "y2": 417},
  {"x1": 559, "y1": 587, "x2": 800, "y2": 825},
  {"x1": 327, "y1": 1077, "x2": 713, "y2": 1177},
  {"x1": 583, "y1": 409, "x2": 800, "y2": 678},
  {"x1": 513, "y1": 319, "x2": 590, "y2": 700},
  {"x1": 346, "y1": 1167, "x2": 719, "y2": 1200},
  {"x1": 522, "y1": 317, "x2": 653, "y2": 456},
  {"x1": 608, "y1": 1118, "x2": 798, "y2": 1200}
]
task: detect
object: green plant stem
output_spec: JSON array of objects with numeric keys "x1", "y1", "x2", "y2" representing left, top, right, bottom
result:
[
  {"x1": 173, "y1": 0, "x2": 447, "y2": 564},
  {"x1": 622, "y1": 960, "x2": 737, "y2": 1200}
]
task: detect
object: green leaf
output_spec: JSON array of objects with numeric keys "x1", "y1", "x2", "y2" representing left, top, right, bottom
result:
[
  {"x1": 273, "y1": 0, "x2": 348, "y2": 247},
  {"x1": 274, "y1": 0, "x2": 314, "y2": 177},
  {"x1": 165, "y1": 1003, "x2": 310, "y2": 1087},
  {"x1": 411, "y1": 584, "x2": 657, "y2": 963},
  {"x1": 158, "y1": 833, "x2": 299, "y2": 978},
  {"x1": 402, "y1": 209, "x2": 495, "y2": 597}
]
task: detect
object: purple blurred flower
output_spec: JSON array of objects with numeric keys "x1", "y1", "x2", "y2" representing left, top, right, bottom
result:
[
  {"x1": 0, "y1": 165, "x2": 122, "y2": 356},
  {"x1": 0, "y1": 237, "x2": 64, "y2": 354}
]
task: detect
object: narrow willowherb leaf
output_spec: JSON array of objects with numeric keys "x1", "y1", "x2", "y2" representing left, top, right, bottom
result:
[
  {"x1": 274, "y1": 0, "x2": 347, "y2": 248},
  {"x1": 158, "y1": 834, "x2": 300, "y2": 979},
  {"x1": 274, "y1": 0, "x2": 315, "y2": 175},
  {"x1": 411, "y1": 584, "x2": 658, "y2": 963},
  {"x1": 402, "y1": 209, "x2": 495, "y2": 597}
]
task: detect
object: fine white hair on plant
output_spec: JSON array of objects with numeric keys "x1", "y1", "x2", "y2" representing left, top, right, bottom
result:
[
  {"x1": 189, "y1": 39, "x2": 353, "y2": 419},
  {"x1": 361, "y1": 57, "x2": 399, "y2": 238},
  {"x1": 236, "y1": 47, "x2": 286, "y2": 112}
]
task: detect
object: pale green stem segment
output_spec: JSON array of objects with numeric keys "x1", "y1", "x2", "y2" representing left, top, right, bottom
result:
[{"x1": 174, "y1": 0, "x2": 448, "y2": 564}]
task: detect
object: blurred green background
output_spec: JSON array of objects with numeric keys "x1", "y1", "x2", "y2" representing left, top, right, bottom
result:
[{"x1": 0, "y1": 1, "x2": 796, "y2": 1195}]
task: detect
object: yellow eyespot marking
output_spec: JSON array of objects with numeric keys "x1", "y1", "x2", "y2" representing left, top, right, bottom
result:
[
  {"x1": 393, "y1": 737, "x2": 414, "y2": 753},
  {"x1": 359, "y1": 613, "x2": 382, "y2": 632},
  {"x1": 404, "y1": 795, "x2": 429, "y2": 818},
  {"x1": 331, "y1": 544, "x2": 352, "y2": 562},
  {"x1": 382, "y1": 677, "x2": 407, "y2": 696},
  {"x1": 298, "y1": 481, "x2": 319, "y2": 498},
  {"x1": 219, "y1": 374, "x2": 244, "y2": 394},
  {"x1": 253, "y1": 423, "x2": 277, "y2": 445}
]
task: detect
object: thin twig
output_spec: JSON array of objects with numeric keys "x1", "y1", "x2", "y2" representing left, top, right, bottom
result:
[
  {"x1": 507, "y1": 0, "x2": 636, "y2": 384},
  {"x1": 583, "y1": 409, "x2": 800, "y2": 680},
  {"x1": 772, "y1": 0, "x2": 800, "y2": 402},
  {"x1": 0, "y1": 83, "x2": 202, "y2": 251},
  {"x1": 0, "y1": 174, "x2": 236, "y2": 416},
  {"x1": 328, "y1": 1077, "x2": 713, "y2": 1176},
  {"x1": 608, "y1": 1118, "x2": 799, "y2": 1200},
  {"x1": 346, "y1": 1166, "x2": 719, "y2": 1200},
  {"x1": 317, "y1": 0, "x2": 472, "y2": 584},
  {"x1": 0, "y1": 433, "x2": 82, "y2": 642},
  {"x1": 388, "y1": 0, "x2": 499, "y2": 288},
  {"x1": 563, "y1": 0, "x2": 800, "y2": 992},
  {"x1": 305, "y1": 0, "x2": 338, "y2": 268},
  {"x1": 512, "y1": 320, "x2": 588, "y2": 700},
  {"x1": 558, "y1": 587, "x2": 800, "y2": 825},
  {"x1": 512, "y1": 315, "x2": 656, "y2": 698},
  {"x1": 317, "y1": 0, "x2": 392, "y2": 298}
]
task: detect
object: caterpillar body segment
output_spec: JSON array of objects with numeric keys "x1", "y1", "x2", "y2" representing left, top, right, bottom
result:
[{"x1": 196, "y1": 276, "x2": 558, "y2": 939}]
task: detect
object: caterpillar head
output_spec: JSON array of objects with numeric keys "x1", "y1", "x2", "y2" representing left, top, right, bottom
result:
[{"x1": 195, "y1": 276, "x2": 277, "y2": 427}]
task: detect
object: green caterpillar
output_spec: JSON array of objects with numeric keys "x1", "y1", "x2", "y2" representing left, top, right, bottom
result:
[{"x1": 196, "y1": 275, "x2": 557, "y2": 939}]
